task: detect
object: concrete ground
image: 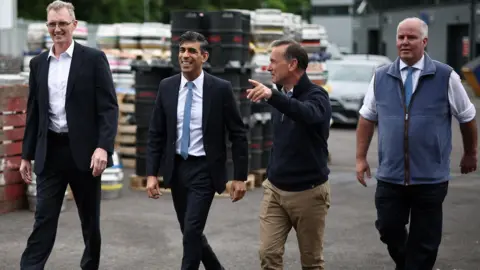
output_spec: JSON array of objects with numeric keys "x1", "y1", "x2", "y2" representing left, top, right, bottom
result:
[{"x1": 1, "y1": 93, "x2": 480, "y2": 269}]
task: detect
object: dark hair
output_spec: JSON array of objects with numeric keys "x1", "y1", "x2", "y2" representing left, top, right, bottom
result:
[
  {"x1": 179, "y1": 31, "x2": 209, "y2": 53},
  {"x1": 270, "y1": 39, "x2": 308, "y2": 70}
]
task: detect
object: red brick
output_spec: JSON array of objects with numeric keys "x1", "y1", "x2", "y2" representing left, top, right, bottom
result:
[
  {"x1": 0, "y1": 128, "x2": 24, "y2": 142},
  {"x1": 0, "y1": 156, "x2": 21, "y2": 171},
  {"x1": 0, "y1": 113, "x2": 26, "y2": 128},
  {"x1": 0, "y1": 141, "x2": 22, "y2": 157},
  {"x1": 0, "y1": 183, "x2": 26, "y2": 202},
  {"x1": 0, "y1": 170, "x2": 23, "y2": 185}
]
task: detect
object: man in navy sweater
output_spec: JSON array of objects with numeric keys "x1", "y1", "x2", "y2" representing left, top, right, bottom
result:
[{"x1": 247, "y1": 39, "x2": 332, "y2": 270}]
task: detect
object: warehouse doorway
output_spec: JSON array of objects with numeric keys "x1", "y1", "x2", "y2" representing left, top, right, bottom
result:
[
  {"x1": 446, "y1": 24, "x2": 469, "y2": 77},
  {"x1": 367, "y1": 29, "x2": 380, "y2": 55}
]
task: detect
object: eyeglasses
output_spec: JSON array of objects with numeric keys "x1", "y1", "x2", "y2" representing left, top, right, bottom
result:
[{"x1": 46, "y1": 20, "x2": 74, "y2": 29}]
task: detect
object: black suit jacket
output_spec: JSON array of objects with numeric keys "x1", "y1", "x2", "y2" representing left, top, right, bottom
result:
[
  {"x1": 146, "y1": 72, "x2": 249, "y2": 194},
  {"x1": 22, "y1": 42, "x2": 119, "y2": 175}
]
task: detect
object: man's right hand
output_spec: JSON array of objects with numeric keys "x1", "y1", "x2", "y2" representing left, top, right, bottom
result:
[
  {"x1": 146, "y1": 176, "x2": 162, "y2": 199},
  {"x1": 356, "y1": 158, "x2": 371, "y2": 187},
  {"x1": 20, "y1": 159, "x2": 33, "y2": 184}
]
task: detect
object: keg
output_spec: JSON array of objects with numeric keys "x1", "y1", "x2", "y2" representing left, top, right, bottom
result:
[
  {"x1": 135, "y1": 127, "x2": 148, "y2": 176},
  {"x1": 248, "y1": 113, "x2": 264, "y2": 170},
  {"x1": 207, "y1": 11, "x2": 243, "y2": 69},
  {"x1": 132, "y1": 60, "x2": 173, "y2": 128},
  {"x1": 118, "y1": 23, "x2": 141, "y2": 49},
  {"x1": 96, "y1": 24, "x2": 119, "y2": 49},
  {"x1": 73, "y1": 20, "x2": 88, "y2": 45},
  {"x1": 241, "y1": 12, "x2": 251, "y2": 64},
  {"x1": 225, "y1": 122, "x2": 251, "y2": 179},
  {"x1": 140, "y1": 22, "x2": 164, "y2": 50},
  {"x1": 170, "y1": 11, "x2": 209, "y2": 70},
  {"x1": 27, "y1": 23, "x2": 47, "y2": 52},
  {"x1": 261, "y1": 113, "x2": 273, "y2": 168},
  {"x1": 100, "y1": 151, "x2": 124, "y2": 200}
]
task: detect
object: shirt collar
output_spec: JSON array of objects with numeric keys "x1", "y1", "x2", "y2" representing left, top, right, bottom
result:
[
  {"x1": 48, "y1": 40, "x2": 75, "y2": 60},
  {"x1": 282, "y1": 86, "x2": 294, "y2": 94},
  {"x1": 399, "y1": 54, "x2": 424, "y2": 71},
  {"x1": 180, "y1": 70, "x2": 204, "y2": 90}
]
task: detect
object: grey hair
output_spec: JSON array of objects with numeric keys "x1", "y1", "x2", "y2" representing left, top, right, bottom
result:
[
  {"x1": 397, "y1": 17, "x2": 428, "y2": 39},
  {"x1": 46, "y1": 0, "x2": 76, "y2": 20}
]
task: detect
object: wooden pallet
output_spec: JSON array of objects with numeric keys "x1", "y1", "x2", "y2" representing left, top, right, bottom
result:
[
  {"x1": 115, "y1": 93, "x2": 136, "y2": 168},
  {"x1": 220, "y1": 174, "x2": 256, "y2": 197},
  {"x1": 116, "y1": 126, "x2": 136, "y2": 159},
  {"x1": 0, "y1": 83, "x2": 28, "y2": 214},
  {"x1": 130, "y1": 174, "x2": 166, "y2": 191},
  {"x1": 251, "y1": 168, "x2": 267, "y2": 187},
  {"x1": 130, "y1": 174, "x2": 256, "y2": 198},
  {"x1": 122, "y1": 157, "x2": 136, "y2": 169}
]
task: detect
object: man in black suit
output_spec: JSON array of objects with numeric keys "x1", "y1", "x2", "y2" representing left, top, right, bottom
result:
[
  {"x1": 19, "y1": 1, "x2": 118, "y2": 269},
  {"x1": 146, "y1": 31, "x2": 249, "y2": 270}
]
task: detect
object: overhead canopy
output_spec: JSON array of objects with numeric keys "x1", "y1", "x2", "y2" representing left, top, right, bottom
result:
[{"x1": 362, "y1": 0, "x2": 471, "y2": 13}]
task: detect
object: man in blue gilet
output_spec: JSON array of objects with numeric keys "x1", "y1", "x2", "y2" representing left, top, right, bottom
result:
[{"x1": 356, "y1": 17, "x2": 478, "y2": 269}]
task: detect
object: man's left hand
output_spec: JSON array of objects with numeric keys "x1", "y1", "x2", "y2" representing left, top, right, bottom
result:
[
  {"x1": 91, "y1": 148, "x2": 108, "y2": 177},
  {"x1": 247, "y1": 79, "x2": 272, "y2": 102},
  {"x1": 230, "y1": 180, "x2": 247, "y2": 202},
  {"x1": 460, "y1": 153, "x2": 477, "y2": 174}
]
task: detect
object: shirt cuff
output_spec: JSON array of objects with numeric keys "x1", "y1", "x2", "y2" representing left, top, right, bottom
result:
[
  {"x1": 359, "y1": 106, "x2": 378, "y2": 122},
  {"x1": 455, "y1": 103, "x2": 476, "y2": 123}
]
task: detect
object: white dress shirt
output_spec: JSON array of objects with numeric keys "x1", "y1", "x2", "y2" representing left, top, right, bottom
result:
[
  {"x1": 359, "y1": 55, "x2": 476, "y2": 123},
  {"x1": 47, "y1": 41, "x2": 74, "y2": 133},
  {"x1": 176, "y1": 71, "x2": 205, "y2": 156}
]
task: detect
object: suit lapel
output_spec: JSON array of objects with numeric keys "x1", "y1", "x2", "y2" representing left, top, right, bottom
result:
[
  {"x1": 40, "y1": 53, "x2": 50, "y2": 107},
  {"x1": 202, "y1": 72, "x2": 212, "y2": 134},
  {"x1": 66, "y1": 42, "x2": 84, "y2": 100},
  {"x1": 172, "y1": 74, "x2": 181, "y2": 129}
]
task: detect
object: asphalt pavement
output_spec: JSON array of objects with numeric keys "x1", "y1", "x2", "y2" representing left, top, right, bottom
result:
[{"x1": 1, "y1": 89, "x2": 480, "y2": 270}]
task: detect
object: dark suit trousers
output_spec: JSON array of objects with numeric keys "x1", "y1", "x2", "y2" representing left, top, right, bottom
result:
[
  {"x1": 171, "y1": 155, "x2": 223, "y2": 270},
  {"x1": 375, "y1": 180, "x2": 449, "y2": 270},
  {"x1": 20, "y1": 131, "x2": 102, "y2": 270}
]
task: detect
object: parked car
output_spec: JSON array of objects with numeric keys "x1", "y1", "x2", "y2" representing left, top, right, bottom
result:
[
  {"x1": 326, "y1": 56, "x2": 392, "y2": 125},
  {"x1": 342, "y1": 54, "x2": 392, "y2": 63}
]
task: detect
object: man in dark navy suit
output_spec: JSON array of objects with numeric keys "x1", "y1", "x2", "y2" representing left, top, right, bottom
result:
[
  {"x1": 145, "y1": 31, "x2": 249, "y2": 270},
  {"x1": 19, "y1": 1, "x2": 118, "y2": 269}
]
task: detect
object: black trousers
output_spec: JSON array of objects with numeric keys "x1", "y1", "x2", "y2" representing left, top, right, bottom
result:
[
  {"x1": 20, "y1": 131, "x2": 102, "y2": 270},
  {"x1": 375, "y1": 180, "x2": 449, "y2": 270},
  {"x1": 171, "y1": 155, "x2": 224, "y2": 270}
]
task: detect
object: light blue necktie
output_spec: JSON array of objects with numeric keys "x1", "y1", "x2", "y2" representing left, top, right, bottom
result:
[
  {"x1": 180, "y1": 81, "x2": 194, "y2": 159},
  {"x1": 404, "y1": 67, "x2": 415, "y2": 107}
]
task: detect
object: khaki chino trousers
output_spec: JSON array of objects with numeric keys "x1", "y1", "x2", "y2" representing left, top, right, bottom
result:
[{"x1": 259, "y1": 179, "x2": 331, "y2": 270}]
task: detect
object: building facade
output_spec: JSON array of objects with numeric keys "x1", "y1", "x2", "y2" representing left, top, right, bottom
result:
[
  {"x1": 310, "y1": 0, "x2": 356, "y2": 53},
  {"x1": 353, "y1": 0, "x2": 478, "y2": 75}
]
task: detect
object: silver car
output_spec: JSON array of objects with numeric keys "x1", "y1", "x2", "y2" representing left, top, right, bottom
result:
[{"x1": 326, "y1": 57, "x2": 391, "y2": 125}]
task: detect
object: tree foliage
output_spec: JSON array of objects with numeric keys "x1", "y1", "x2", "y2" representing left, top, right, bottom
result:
[{"x1": 18, "y1": 0, "x2": 310, "y2": 23}]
